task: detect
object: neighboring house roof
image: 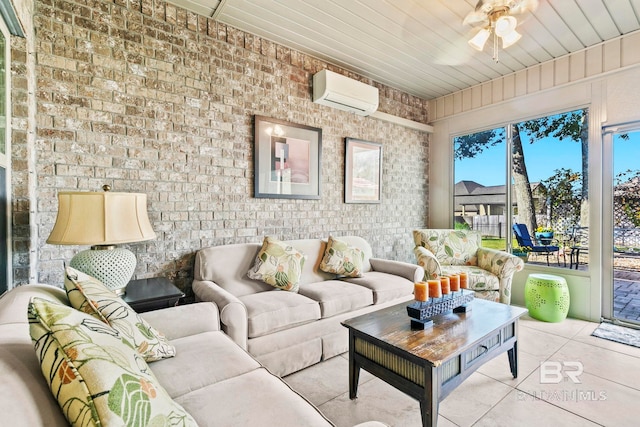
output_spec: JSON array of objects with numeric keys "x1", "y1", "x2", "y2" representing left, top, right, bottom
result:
[
  {"x1": 454, "y1": 180, "x2": 484, "y2": 196},
  {"x1": 454, "y1": 181, "x2": 543, "y2": 211}
]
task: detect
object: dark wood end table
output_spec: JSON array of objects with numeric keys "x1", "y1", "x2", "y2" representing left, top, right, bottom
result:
[
  {"x1": 342, "y1": 298, "x2": 527, "y2": 427},
  {"x1": 122, "y1": 277, "x2": 184, "y2": 313}
]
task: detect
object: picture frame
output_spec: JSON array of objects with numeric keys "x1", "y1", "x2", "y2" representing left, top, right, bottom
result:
[
  {"x1": 254, "y1": 115, "x2": 322, "y2": 199},
  {"x1": 345, "y1": 138, "x2": 383, "y2": 203}
]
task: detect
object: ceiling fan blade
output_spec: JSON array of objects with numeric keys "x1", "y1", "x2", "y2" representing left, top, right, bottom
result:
[
  {"x1": 463, "y1": 11, "x2": 489, "y2": 27},
  {"x1": 508, "y1": 0, "x2": 539, "y2": 15}
]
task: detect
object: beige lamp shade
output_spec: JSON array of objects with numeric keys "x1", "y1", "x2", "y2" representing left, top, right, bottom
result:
[
  {"x1": 47, "y1": 191, "x2": 156, "y2": 246},
  {"x1": 47, "y1": 190, "x2": 156, "y2": 295}
]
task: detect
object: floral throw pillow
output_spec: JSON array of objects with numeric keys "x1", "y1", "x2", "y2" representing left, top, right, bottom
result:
[
  {"x1": 28, "y1": 297, "x2": 198, "y2": 427},
  {"x1": 64, "y1": 267, "x2": 176, "y2": 362},
  {"x1": 319, "y1": 236, "x2": 365, "y2": 277},
  {"x1": 247, "y1": 236, "x2": 306, "y2": 292}
]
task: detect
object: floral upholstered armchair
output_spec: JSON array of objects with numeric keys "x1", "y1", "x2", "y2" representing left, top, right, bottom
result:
[{"x1": 412, "y1": 229, "x2": 524, "y2": 304}]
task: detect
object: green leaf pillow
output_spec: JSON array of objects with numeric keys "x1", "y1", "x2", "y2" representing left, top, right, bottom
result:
[
  {"x1": 247, "y1": 236, "x2": 306, "y2": 292},
  {"x1": 28, "y1": 297, "x2": 198, "y2": 427},
  {"x1": 319, "y1": 236, "x2": 365, "y2": 278},
  {"x1": 64, "y1": 266, "x2": 176, "y2": 362}
]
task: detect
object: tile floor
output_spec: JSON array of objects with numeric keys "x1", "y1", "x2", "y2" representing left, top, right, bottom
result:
[{"x1": 283, "y1": 314, "x2": 640, "y2": 427}]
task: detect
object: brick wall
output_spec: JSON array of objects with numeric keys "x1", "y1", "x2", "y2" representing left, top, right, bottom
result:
[{"x1": 13, "y1": 0, "x2": 429, "y2": 294}]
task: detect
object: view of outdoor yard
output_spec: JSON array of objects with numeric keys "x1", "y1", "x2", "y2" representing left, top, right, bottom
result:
[{"x1": 454, "y1": 110, "x2": 640, "y2": 324}]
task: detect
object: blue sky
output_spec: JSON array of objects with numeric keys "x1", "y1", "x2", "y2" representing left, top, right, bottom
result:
[{"x1": 455, "y1": 130, "x2": 639, "y2": 186}]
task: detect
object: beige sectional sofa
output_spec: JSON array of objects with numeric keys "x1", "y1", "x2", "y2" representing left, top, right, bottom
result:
[
  {"x1": 193, "y1": 236, "x2": 424, "y2": 376},
  {"x1": 0, "y1": 284, "x2": 386, "y2": 427}
]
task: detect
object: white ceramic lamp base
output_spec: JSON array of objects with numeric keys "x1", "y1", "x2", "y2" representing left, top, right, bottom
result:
[{"x1": 69, "y1": 247, "x2": 136, "y2": 295}]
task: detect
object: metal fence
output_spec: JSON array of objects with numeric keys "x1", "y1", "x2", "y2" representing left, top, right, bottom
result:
[{"x1": 465, "y1": 214, "x2": 640, "y2": 249}]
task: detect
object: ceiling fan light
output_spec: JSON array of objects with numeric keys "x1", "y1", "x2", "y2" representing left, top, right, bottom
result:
[
  {"x1": 469, "y1": 28, "x2": 491, "y2": 51},
  {"x1": 501, "y1": 29, "x2": 522, "y2": 48},
  {"x1": 494, "y1": 15, "x2": 517, "y2": 37}
]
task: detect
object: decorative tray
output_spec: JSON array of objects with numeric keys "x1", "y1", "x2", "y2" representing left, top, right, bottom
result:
[{"x1": 406, "y1": 289, "x2": 475, "y2": 320}]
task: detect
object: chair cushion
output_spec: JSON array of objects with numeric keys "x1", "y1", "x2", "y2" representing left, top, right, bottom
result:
[
  {"x1": 64, "y1": 267, "x2": 176, "y2": 362},
  {"x1": 440, "y1": 265, "x2": 499, "y2": 292},
  {"x1": 472, "y1": 290, "x2": 500, "y2": 302},
  {"x1": 240, "y1": 291, "x2": 321, "y2": 338},
  {"x1": 413, "y1": 229, "x2": 480, "y2": 266},
  {"x1": 342, "y1": 271, "x2": 413, "y2": 304},
  {"x1": 298, "y1": 280, "x2": 373, "y2": 318},
  {"x1": 28, "y1": 297, "x2": 196, "y2": 427},
  {"x1": 319, "y1": 235, "x2": 365, "y2": 277},
  {"x1": 247, "y1": 236, "x2": 307, "y2": 292}
]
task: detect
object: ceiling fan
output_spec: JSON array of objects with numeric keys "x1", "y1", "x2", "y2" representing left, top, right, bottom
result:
[{"x1": 463, "y1": 0, "x2": 539, "y2": 62}]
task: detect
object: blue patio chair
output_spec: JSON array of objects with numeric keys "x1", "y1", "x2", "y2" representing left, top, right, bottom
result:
[{"x1": 512, "y1": 223, "x2": 560, "y2": 266}]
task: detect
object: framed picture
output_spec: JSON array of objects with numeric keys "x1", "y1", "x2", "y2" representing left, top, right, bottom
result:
[
  {"x1": 254, "y1": 116, "x2": 322, "y2": 199},
  {"x1": 345, "y1": 138, "x2": 383, "y2": 203}
]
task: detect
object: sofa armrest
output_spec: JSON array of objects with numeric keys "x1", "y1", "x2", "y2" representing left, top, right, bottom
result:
[
  {"x1": 192, "y1": 279, "x2": 249, "y2": 350},
  {"x1": 413, "y1": 246, "x2": 441, "y2": 280},
  {"x1": 139, "y1": 302, "x2": 220, "y2": 341},
  {"x1": 477, "y1": 247, "x2": 524, "y2": 278},
  {"x1": 369, "y1": 257, "x2": 425, "y2": 283}
]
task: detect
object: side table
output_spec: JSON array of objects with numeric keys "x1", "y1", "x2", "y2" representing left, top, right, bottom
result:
[
  {"x1": 525, "y1": 273, "x2": 570, "y2": 322},
  {"x1": 122, "y1": 277, "x2": 184, "y2": 313}
]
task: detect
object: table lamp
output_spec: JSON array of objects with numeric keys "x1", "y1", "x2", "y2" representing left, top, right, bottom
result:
[{"x1": 47, "y1": 185, "x2": 156, "y2": 295}]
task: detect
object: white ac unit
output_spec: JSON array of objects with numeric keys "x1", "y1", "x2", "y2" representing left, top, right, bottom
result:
[{"x1": 312, "y1": 70, "x2": 379, "y2": 116}]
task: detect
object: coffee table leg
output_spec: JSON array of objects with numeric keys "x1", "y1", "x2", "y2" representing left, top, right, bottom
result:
[
  {"x1": 508, "y1": 341, "x2": 518, "y2": 378},
  {"x1": 349, "y1": 332, "x2": 360, "y2": 399},
  {"x1": 420, "y1": 365, "x2": 439, "y2": 427}
]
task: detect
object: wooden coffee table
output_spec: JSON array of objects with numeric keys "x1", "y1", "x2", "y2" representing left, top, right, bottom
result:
[{"x1": 342, "y1": 298, "x2": 527, "y2": 427}]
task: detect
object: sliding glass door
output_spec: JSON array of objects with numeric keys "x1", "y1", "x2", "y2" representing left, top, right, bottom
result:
[{"x1": 604, "y1": 126, "x2": 640, "y2": 325}]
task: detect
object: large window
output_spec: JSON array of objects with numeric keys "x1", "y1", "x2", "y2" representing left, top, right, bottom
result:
[
  {"x1": 454, "y1": 109, "x2": 588, "y2": 268},
  {"x1": 0, "y1": 18, "x2": 9, "y2": 292}
]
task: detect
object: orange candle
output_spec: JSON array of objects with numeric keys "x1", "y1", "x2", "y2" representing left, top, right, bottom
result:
[
  {"x1": 414, "y1": 282, "x2": 428, "y2": 302},
  {"x1": 459, "y1": 272, "x2": 469, "y2": 289},
  {"x1": 449, "y1": 274, "x2": 460, "y2": 292},
  {"x1": 427, "y1": 279, "x2": 441, "y2": 298},
  {"x1": 440, "y1": 276, "x2": 450, "y2": 295}
]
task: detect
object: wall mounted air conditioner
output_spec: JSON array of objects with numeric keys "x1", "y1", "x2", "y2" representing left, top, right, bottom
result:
[{"x1": 312, "y1": 70, "x2": 379, "y2": 116}]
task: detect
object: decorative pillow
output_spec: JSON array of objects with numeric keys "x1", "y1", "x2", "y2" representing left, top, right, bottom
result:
[
  {"x1": 413, "y1": 229, "x2": 480, "y2": 266},
  {"x1": 319, "y1": 236, "x2": 365, "y2": 277},
  {"x1": 28, "y1": 297, "x2": 198, "y2": 427},
  {"x1": 64, "y1": 267, "x2": 176, "y2": 362},
  {"x1": 247, "y1": 236, "x2": 306, "y2": 292}
]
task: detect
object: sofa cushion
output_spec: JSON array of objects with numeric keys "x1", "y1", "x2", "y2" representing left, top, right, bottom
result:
[
  {"x1": 319, "y1": 235, "x2": 365, "y2": 277},
  {"x1": 247, "y1": 236, "x2": 307, "y2": 292},
  {"x1": 28, "y1": 297, "x2": 197, "y2": 427},
  {"x1": 342, "y1": 271, "x2": 414, "y2": 304},
  {"x1": 240, "y1": 291, "x2": 321, "y2": 338},
  {"x1": 150, "y1": 330, "x2": 261, "y2": 399},
  {"x1": 175, "y1": 368, "x2": 333, "y2": 427},
  {"x1": 298, "y1": 280, "x2": 373, "y2": 318},
  {"x1": 64, "y1": 267, "x2": 176, "y2": 362}
]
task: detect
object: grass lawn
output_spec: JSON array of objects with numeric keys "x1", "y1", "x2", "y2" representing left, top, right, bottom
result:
[{"x1": 481, "y1": 238, "x2": 515, "y2": 251}]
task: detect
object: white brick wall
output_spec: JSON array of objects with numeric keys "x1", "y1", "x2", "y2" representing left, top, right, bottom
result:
[{"x1": 12, "y1": 0, "x2": 430, "y2": 294}]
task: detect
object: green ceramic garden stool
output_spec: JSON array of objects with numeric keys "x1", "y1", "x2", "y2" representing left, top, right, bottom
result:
[{"x1": 525, "y1": 273, "x2": 570, "y2": 322}]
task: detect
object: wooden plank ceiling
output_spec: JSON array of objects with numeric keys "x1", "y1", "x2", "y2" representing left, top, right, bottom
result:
[{"x1": 169, "y1": 0, "x2": 640, "y2": 100}]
